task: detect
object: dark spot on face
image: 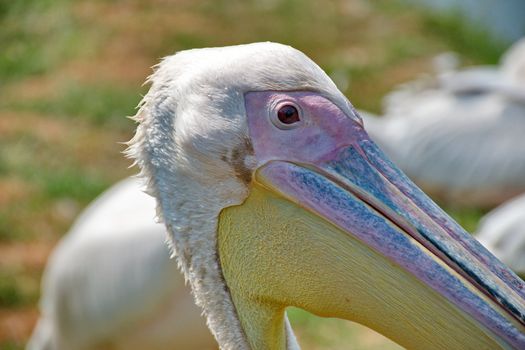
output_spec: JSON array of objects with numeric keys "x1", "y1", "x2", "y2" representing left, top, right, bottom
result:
[
  {"x1": 228, "y1": 137, "x2": 254, "y2": 184},
  {"x1": 197, "y1": 264, "x2": 208, "y2": 282},
  {"x1": 182, "y1": 247, "x2": 192, "y2": 267}
]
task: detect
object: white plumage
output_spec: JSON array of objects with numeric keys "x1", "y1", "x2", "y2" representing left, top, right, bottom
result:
[
  {"x1": 476, "y1": 193, "x2": 525, "y2": 278},
  {"x1": 363, "y1": 38, "x2": 525, "y2": 207},
  {"x1": 28, "y1": 177, "x2": 216, "y2": 350}
]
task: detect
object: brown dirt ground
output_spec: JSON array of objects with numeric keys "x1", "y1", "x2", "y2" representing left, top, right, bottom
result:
[{"x1": 0, "y1": 307, "x2": 39, "y2": 345}]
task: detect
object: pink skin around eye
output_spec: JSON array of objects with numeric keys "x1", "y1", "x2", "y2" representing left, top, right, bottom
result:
[{"x1": 244, "y1": 91, "x2": 366, "y2": 167}]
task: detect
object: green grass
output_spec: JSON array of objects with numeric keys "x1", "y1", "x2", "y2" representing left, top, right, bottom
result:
[
  {"x1": 375, "y1": 0, "x2": 507, "y2": 65},
  {"x1": 0, "y1": 0, "x2": 55, "y2": 19},
  {"x1": 0, "y1": 341, "x2": 24, "y2": 350},
  {"x1": 37, "y1": 167, "x2": 111, "y2": 201},
  {"x1": 0, "y1": 271, "x2": 39, "y2": 308},
  {"x1": 288, "y1": 308, "x2": 352, "y2": 345},
  {"x1": 446, "y1": 207, "x2": 487, "y2": 233},
  {"x1": 0, "y1": 134, "x2": 112, "y2": 201},
  {"x1": 1, "y1": 83, "x2": 143, "y2": 129},
  {"x1": 0, "y1": 276, "x2": 26, "y2": 308},
  {"x1": 422, "y1": 10, "x2": 507, "y2": 64},
  {"x1": 0, "y1": 0, "x2": 80, "y2": 81},
  {"x1": 0, "y1": 131, "x2": 120, "y2": 242},
  {"x1": 288, "y1": 308, "x2": 402, "y2": 349},
  {"x1": 0, "y1": 212, "x2": 26, "y2": 242}
]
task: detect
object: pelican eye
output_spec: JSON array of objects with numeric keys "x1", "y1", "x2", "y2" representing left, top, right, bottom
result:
[
  {"x1": 277, "y1": 105, "x2": 300, "y2": 124},
  {"x1": 269, "y1": 101, "x2": 303, "y2": 130}
]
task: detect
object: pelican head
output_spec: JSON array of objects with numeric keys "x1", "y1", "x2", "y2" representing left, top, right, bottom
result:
[{"x1": 128, "y1": 42, "x2": 525, "y2": 350}]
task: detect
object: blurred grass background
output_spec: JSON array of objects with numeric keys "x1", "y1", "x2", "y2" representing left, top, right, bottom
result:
[{"x1": 0, "y1": 0, "x2": 509, "y2": 348}]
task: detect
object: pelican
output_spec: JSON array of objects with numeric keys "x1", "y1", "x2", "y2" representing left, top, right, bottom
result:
[
  {"x1": 27, "y1": 177, "x2": 216, "y2": 349},
  {"x1": 121, "y1": 42, "x2": 524, "y2": 349},
  {"x1": 477, "y1": 193, "x2": 525, "y2": 279},
  {"x1": 363, "y1": 38, "x2": 525, "y2": 207},
  {"x1": 30, "y1": 42, "x2": 525, "y2": 349}
]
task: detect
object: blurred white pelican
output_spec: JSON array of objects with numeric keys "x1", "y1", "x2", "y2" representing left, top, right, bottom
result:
[
  {"x1": 31, "y1": 42, "x2": 525, "y2": 350},
  {"x1": 28, "y1": 177, "x2": 216, "y2": 350},
  {"x1": 477, "y1": 193, "x2": 525, "y2": 278},
  {"x1": 363, "y1": 38, "x2": 525, "y2": 207}
]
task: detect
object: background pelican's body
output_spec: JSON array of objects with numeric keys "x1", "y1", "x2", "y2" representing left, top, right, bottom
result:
[
  {"x1": 477, "y1": 193, "x2": 525, "y2": 279},
  {"x1": 28, "y1": 177, "x2": 215, "y2": 350},
  {"x1": 363, "y1": 39, "x2": 525, "y2": 207}
]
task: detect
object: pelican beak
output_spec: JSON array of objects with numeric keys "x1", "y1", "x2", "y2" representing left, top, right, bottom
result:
[
  {"x1": 256, "y1": 139, "x2": 525, "y2": 348},
  {"x1": 243, "y1": 92, "x2": 525, "y2": 349}
]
